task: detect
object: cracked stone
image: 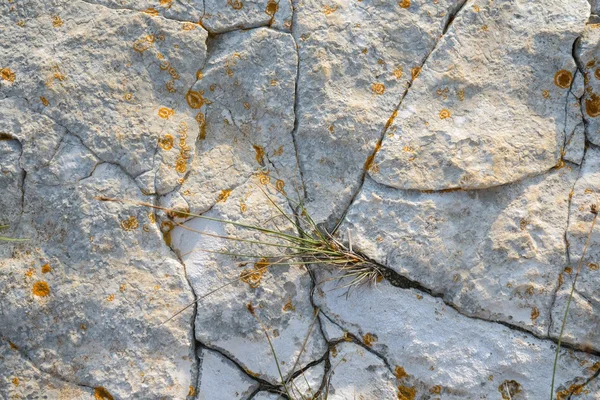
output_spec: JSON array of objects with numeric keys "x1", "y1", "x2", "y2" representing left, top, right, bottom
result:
[
  {"x1": 340, "y1": 165, "x2": 578, "y2": 336},
  {"x1": 169, "y1": 179, "x2": 327, "y2": 384},
  {"x1": 550, "y1": 145, "x2": 600, "y2": 352},
  {"x1": 292, "y1": 0, "x2": 465, "y2": 225},
  {"x1": 314, "y1": 270, "x2": 600, "y2": 399},
  {"x1": 373, "y1": 0, "x2": 589, "y2": 191},
  {"x1": 287, "y1": 359, "x2": 325, "y2": 399},
  {"x1": 175, "y1": 27, "x2": 299, "y2": 215},
  {"x1": 577, "y1": 23, "x2": 600, "y2": 146},
  {"x1": 195, "y1": 347, "x2": 258, "y2": 399},
  {"x1": 203, "y1": 0, "x2": 293, "y2": 33}
]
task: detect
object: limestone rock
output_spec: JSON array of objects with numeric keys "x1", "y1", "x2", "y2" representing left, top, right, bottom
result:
[
  {"x1": 315, "y1": 273, "x2": 600, "y2": 399},
  {"x1": 169, "y1": 179, "x2": 327, "y2": 384},
  {"x1": 0, "y1": 340, "x2": 94, "y2": 400},
  {"x1": 577, "y1": 24, "x2": 600, "y2": 146},
  {"x1": 373, "y1": 0, "x2": 588, "y2": 190},
  {"x1": 203, "y1": 0, "x2": 293, "y2": 33},
  {"x1": 288, "y1": 361, "x2": 325, "y2": 399},
  {"x1": 293, "y1": 0, "x2": 465, "y2": 224},
  {"x1": 176, "y1": 27, "x2": 299, "y2": 215},
  {"x1": 341, "y1": 166, "x2": 578, "y2": 336},
  {"x1": 550, "y1": 146, "x2": 600, "y2": 351},
  {"x1": 195, "y1": 348, "x2": 258, "y2": 399},
  {"x1": 325, "y1": 342, "x2": 398, "y2": 400}
]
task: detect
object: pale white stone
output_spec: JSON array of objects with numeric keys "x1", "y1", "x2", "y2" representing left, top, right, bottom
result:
[
  {"x1": 577, "y1": 25, "x2": 600, "y2": 146},
  {"x1": 315, "y1": 273, "x2": 600, "y2": 399},
  {"x1": 373, "y1": 0, "x2": 589, "y2": 190},
  {"x1": 293, "y1": 0, "x2": 466, "y2": 224},
  {"x1": 195, "y1": 348, "x2": 258, "y2": 400},
  {"x1": 550, "y1": 146, "x2": 600, "y2": 351},
  {"x1": 203, "y1": 0, "x2": 293, "y2": 33}
]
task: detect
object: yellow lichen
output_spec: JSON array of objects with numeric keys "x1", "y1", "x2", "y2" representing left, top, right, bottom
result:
[
  {"x1": 397, "y1": 385, "x2": 416, "y2": 400},
  {"x1": 160, "y1": 0, "x2": 173, "y2": 7},
  {"x1": 322, "y1": 4, "x2": 338, "y2": 14},
  {"x1": 107, "y1": 294, "x2": 115, "y2": 302},
  {"x1": 362, "y1": 332, "x2": 377, "y2": 347},
  {"x1": 52, "y1": 15, "x2": 63, "y2": 27},
  {"x1": 32, "y1": 281, "x2": 50, "y2": 297},
  {"x1": 394, "y1": 366, "x2": 408, "y2": 380},
  {"x1": 188, "y1": 386, "x2": 196, "y2": 396},
  {"x1": 265, "y1": 0, "x2": 279, "y2": 16},
  {"x1": 158, "y1": 107, "x2": 174, "y2": 119},
  {"x1": 411, "y1": 67, "x2": 421, "y2": 80},
  {"x1": 554, "y1": 70, "x2": 573, "y2": 89},
  {"x1": 531, "y1": 307, "x2": 540, "y2": 321},
  {"x1": 1, "y1": 68, "x2": 16, "y2": 82},
  {"x1": 186, "y1": 90, "x2": 205, "y2": 109},
  {"x1": 399, "y1": 0, "x2": 410, "y2": 8},
  {"x1": 439, "y1": 109, "x2": 451, "y2": 119},
  {"x1": 589, "y1": 262, "x2": 599, "y2": 271},
  {"x1": 227, "y1": 0, "x2": 243, "y2": 10},
  {"x1": 585, "y1": 92, "x2": 600, "y2": 117},
  {"x1": 457, "y1": 89, "x2": 465, "y2": 101},
  {"x1": 430, "y1": 385, "x2": 442, "y2": 394},
  {"x1": 41, "y1": 263, "x2": 51, "y2": 274},
  {"x1": 498, "y1": 380, "x2": 521, "y2": 400},
  {"x1": 40, "y1": 96, "x2": 49, "y2": 106},
  {"x1": 144, "y1": 7, "x2": 159, "y2": 16},
  {"x1": 94, "y1": 387, "x2": 114, "y2": 400},
  {"x1": 240, "y1": 259, "x2": 269, "y2": 288},
  {"x1": 542, "y1": 90, "x2": 550, "y2": 99},
  {"x1": 158, "y1": 134, "x2": 174, "y2": 151},
  {"x1": 12, "y1": 377, "x2": 19, "y2": 386},
  {"x1": 216, "y1": 189, "x2": 232, "y2": 203},
  {"x1": 372, "y1": 83, "x2": 385, "y2": 95},
  {"x1": 394, "y1": 66, "x2": 404, "y2": 79},
  {"x1": 253, "y1": 145, "x2": 265, "y2": 165},
  {"x1": 275, "y1": 179, "x2": 285, "y2": 193},
  {"x1": 283, "y1": 299, "x2": 295, "y2": 312},
  {"x1": 120, "y1": 216, "x2": 139, "y2": 231}
]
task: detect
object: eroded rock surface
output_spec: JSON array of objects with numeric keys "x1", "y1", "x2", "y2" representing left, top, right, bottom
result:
[{"x1": 2, "y1": 0, "x2": 600, "y2": 398}]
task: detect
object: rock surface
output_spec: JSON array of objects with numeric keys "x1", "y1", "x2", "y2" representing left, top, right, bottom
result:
[{"x1": 2, "y1": 0, "x2": 600, "y2": 398}]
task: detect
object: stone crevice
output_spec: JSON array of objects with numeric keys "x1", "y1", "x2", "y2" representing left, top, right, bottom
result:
[{"x1": 333, "y1": 0, "x2": 469, "y2": 233}]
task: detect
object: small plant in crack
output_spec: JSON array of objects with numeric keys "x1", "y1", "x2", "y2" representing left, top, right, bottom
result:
[{"x1": 97, "y1": 179, "x2": 384, "y2": 325}]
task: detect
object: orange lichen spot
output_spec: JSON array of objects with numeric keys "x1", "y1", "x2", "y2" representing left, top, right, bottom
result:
[
  {"x1": 12, "y1": 377, "x2": 19, "y2": 386},
  {"x1": 378, "y1": 58, "x2": 385, "y2": 65},
  {"x1": 362, "y1": 48, "x2": 368, "y2": 54},
  {"x1": 481, "y1": 25, "x2": 488, "y2": 31},
  {"x1": 556, "y1": 384, "x2": 585, "y2": 400},
  {"x1": 1, "y1": 68, "x2": 16, "y2": 82},
  {"x1": 253, "y1": 145, "x2": 265, "y2": 165},
  {"x1": 158, "y1": 134, "x2": 174, "y2": 151},
  {"x1": 273, "y1": 146, "x2": 284, "y2": 156},
  {"x1": 542, "y1": 90, "x2": 550, "y2": 99},
  {"x1": 186, "y1": 90, "x2": 205, "y2": 109},
  {"x1": 16, "y1": 20, "x2": 25, "y2": 27},
  {"x1": 498, "y1": 380, "x2": 521, "y2": 400},
  {"x1": 120, "y1": 216, "x2": 139, "y2": 231},
  {"x1": 283, "y1": 299, "x2": 295, "y2": 312},
  {"x1": 322, "y1": 4, "x2": 338, "y2": 14},
  {"x1": 589, "y1": 262, "x2": 599, "y2": 271},
  {"x1": 394, "y1": 366, "x2": 408, "y2": 380},
  {"x1": 411, "y1": 67, "x2": 421, "y2": 80},
  {"x1": 133, "y1": 39, "x2": 152, "y2": 53},
  {"x1": 362, "y1": 332, "x2": 377, "y2": 347},
  {"x1": 372, "y1": 83, "x2": 385, "y2": 95},
  {"x1": 52, "y1": 15, "x2": 63, "y2": 27},
  {"x1": 94, "y1": 387, "x2": 114, "y2": 400},
  {"x1": 240, "y1": 259, "x2": 269, "y2": 288},
  {"x1": 119, "y1": 283, "x2": 127, "y2": 292},
  {"x1": 436, "y1": 87, "x2": 449, "y2": 99},
  {"x1": 398, "y1": 0, "x2": 410, "y2": 8},
  {"x1": 275, "y1": 179, "x2": 285, "y2": 193},
  {"x1": 394, "y1": 66, "x2": 404, "y2": 79},
  {"x1": 183, "y1": 22, "x2": 196, "y2": 31},
  {"x1": 158, "y1": 107, "x2": 175, "y2": 119},
  {"x1": 270, "y1": 79, "x2": 278, "y2": 86},
  {"x1": 456, "y1": 88, "x2": 465, "y2": 101},
  {"x1": 439, "y1": 109, "x2": 451, "y2": 119},
  {"x1": 41, "y1": 263, "x2": 51, "y2": 273},
  {"x1": 265, "y1": 0, "x2": 279, "y2": 16},
  {"x1": 243, "y1": 102, "x2": 251, "y2": 110},
  {"x1": 144, "y1": 7, "x2": 159, "y2": 16},
  {"x1": 188, "y1": 386, "x2": 196, "y2": 396},
  {"x1": 39, "y1": 96, "x2": 50, "y2": 106},
  {"x1": 397, "y1": 385, "x2": 416, "y2": 400},
  {"x1": 240, "y1": 202, "x2": 247, "y2": 213},
  {"x1": 554, "y1": 70, "x2": 573, "y2": 89},
  {"x1": 473, "y1": 4, "x2": 480, "y2": 12},
  {"x1": 364, "y1": 140, "x2": 383, "y2": 172},
  {"x1": 531, "y1": 307, "x2": 540, "y2": 321},
  {"x1": 227, "y1": 0, "x2": 243, "y2": 10},
  {"x1": 107, "y1": 294, "x2": 115, "y2": 302},
  {"x1": 160, "y1": 0, "x2": 173, "y2": 7},
  {"x1": 32, "y1": 281, "x2": 50, "y2": 297},
  {"x1": 217, "y1": 189, "x2": 232, "y2": 203},
  {"x1": 585, "y1": 92, "x2": 600, "y2": 117},
  {"x1": 25, "y1": 268, "x2": 35, "y2": 277},
  {"x1": 565, "y1": 266, "x2": 573, "y2": 275},
  {"x1": 9, "y1": 341, "x2": 19, "y2": 350},
  {"x1": 430, "y1": 385, "x2": 442, "y2": 395},
  {"x1": 258, "y1": 171, "x2": 271, "y2": 185}
]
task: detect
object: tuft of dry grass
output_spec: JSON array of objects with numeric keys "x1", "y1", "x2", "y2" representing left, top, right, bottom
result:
[{"x1": 0, "y1": 225, "x2": 27, "y2": 242}]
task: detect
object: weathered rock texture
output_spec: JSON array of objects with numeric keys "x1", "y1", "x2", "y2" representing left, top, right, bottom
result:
[{"x1": 2, "y1": 0, "x2": 600, "y2": 399}]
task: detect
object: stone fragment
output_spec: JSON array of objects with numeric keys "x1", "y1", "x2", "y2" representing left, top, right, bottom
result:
[
  {"x1": 550, "y1": 146, "x2": 600, "y2": 352},
  {"x1": 577, "y1": 24, "x2": 600, "y2": 146},
  {"x1": 176, "y1": 27, "x2": 299, "y2": 215},
  {"x1": 325, "y1": 342, "x2": 398, "y2": 400},
  {"x1": 195, "y1": 348, "x2": 258, "y2": 399},
  {"x1": 340, "y1": 166, "x2": 578, "y2": 336},
  {"x1": 170, "y1": 179, "x2": 327, "y2": 384},
  {"x1": 293, "y1": 0, "x2": 466, "y2": 224},
  {"x1": 374, "y1": 0, "x2": 589, "y2": 190},
  {"x1": 315, "y1": 273, "x2": 600, "y2": 399},
  {"x1": 203, "y1": 0, "x2": 293, "y2": 33}
]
